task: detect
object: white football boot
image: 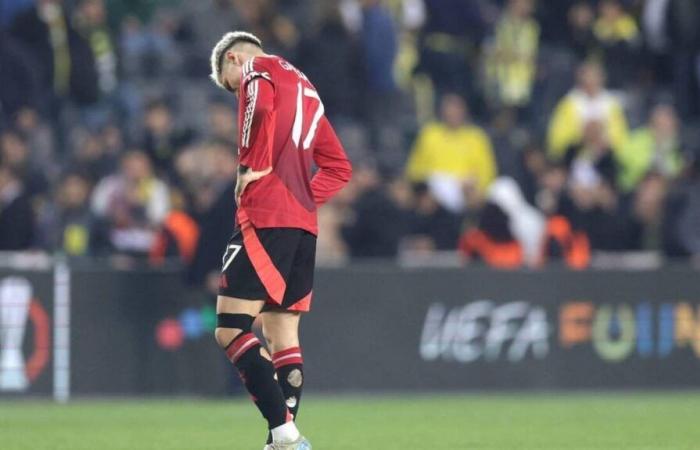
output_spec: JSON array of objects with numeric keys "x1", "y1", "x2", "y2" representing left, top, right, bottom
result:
[{"x1": 265, "y1": 436, "x2": 311, "y2": 450}]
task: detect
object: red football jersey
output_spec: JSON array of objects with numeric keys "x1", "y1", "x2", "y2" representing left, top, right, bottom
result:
[{"x1": 236, "y1": 55, "x2": 352, "y2": 235}]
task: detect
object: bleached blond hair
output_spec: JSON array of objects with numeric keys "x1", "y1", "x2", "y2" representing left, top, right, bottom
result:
[{"x1": 209, "y1": 31, "x2": 263, "y2": 89}]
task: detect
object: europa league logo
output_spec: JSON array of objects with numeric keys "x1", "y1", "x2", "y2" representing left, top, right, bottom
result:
[{"x1": 0, "y1": 277, "x2": 32, "y2": 391}]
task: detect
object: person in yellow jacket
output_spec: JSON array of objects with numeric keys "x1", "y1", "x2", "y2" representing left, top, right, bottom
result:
[
  {"x1": 594, "y1": 0, "x2": 639, "y2": 44},
  {"x1": 483, "y1": 0, "x2": 540, "y2": 108},
  {"x1": 547, "y1": 62, "x2": 628, "y2": 160},
  {"x1": 406, "y1": 94, "x2": 496, "y2": 211},
  {"x1": 617, "y1": 104, "x2": 684, "y2": 192}
]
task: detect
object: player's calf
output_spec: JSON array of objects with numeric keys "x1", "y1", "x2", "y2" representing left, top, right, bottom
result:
[
  {"x1": 216, "y1": 312, "x2": 299, "y2": 441},
  {"x1": 262, "y1": 311, "x2": 304, "y2": 418},
  {"x1": 272, "y1": 346, "x2": 304, "y2": 418},
  {"x1": 263, "y1": 344, "x2": 305, "y2": 446}
]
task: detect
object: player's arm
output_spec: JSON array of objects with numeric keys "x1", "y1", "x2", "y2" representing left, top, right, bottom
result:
[
  {"x1": 310, "y1": 117, "x2": 352, "y2": 206},
  {"x1": 236, "y1": 76, "x2": 275, "y2": 204}
]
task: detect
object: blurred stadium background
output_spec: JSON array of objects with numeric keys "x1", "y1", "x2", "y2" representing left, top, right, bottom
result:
[{"x1": 1, "y1": 0, "x2": 700, "y2": 448}]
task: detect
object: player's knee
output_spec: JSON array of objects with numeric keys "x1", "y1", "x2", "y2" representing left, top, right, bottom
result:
[
  {"x1": 261, "y1": 325, "x2": 275, "y2": 348},
  {"x1": 215, "y1": 313, "x2": 255, "y2": 349},
  {"x1": 263, "y1": 328, "x2": 299, "y2": 355},
  {"x1": 214, "y1": 327, "x2": 241, "y2": 349}
]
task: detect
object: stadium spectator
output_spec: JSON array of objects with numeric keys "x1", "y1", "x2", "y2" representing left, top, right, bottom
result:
[
  {"x1": 533, "y1": 160, "x2": 569, "y2": 216},
  {"x1": 90, "y1": 150, "x2": 170, "y2": 256},
  {"x1": 642, "y1": 0, "x2": 669, "y2": 56},
  {"x1": 547, "y1": 62, "x2": 628, "y2": 159},
  {"x1": 36, "y1": 171, "x2": 103, "y2": 255},
  {"x1": 316, "y1": 201, "x2": 349, "y2": 266},
  {"x1": 100, "y1": 122, "x2": 126, "y2": 157},
  {"x1": 664, "y1": 157, "x2": 700, "y2": 257},
  {"x1": 229, "y1": 0, "x2": 302, "y2": 61},
  {"x1": 564, "y1": 120, "x2": 618, "y2": 192},
  {"x1": 483, "y1": 0, "x2": 540, "y2": 110},
  {"x1": 360, "y1": 0, "x2": 398, "y2": 96},
  {"x1": 73, "y1": 0, "x2": 119, "y2": 98},
  {"x1": 315, "y1": 163, "x2": 365, "y2": 266},
  {"x1": 359, "y1": 0, "x2": 401, "y2": 161},
  {"x1": 177, "y1": 0, "x2": 243, "y2": 77},
  {"x1": 564, "y1": 1, "x2": 596, "y2": 58},
  {"x1": 487, "y1": 104, "x2": 531, "y2": 180},
  {"x1": 592, "y1": 0, "x2": 641, "y2": 88},
  {"x1": 119, "y1": 11, "x2": 178, "y2": 79},
  {"x1": 626, "y1": 173, "x2": 670, "y2": 252},
  {"x1": 458, "y1": 202, "x2": 523, "y2": 269},
  {"x1": 149, "y1": 188, "x2": 199, "y2": 265},
  {"x1": 406, "y1": 93, "x2": 496, "y2": 212},
  {"x1": 617, "y1": 104, "x2": 684, "y2": 192},
  {"x1": 535, "y1": 0, "x2": 579, "y2": 47},
  {"x1": 140, "y1": 99, "x2": 193, "y2": 180},
  {"x1": 0, "y1": 165, "x2": 35, "y2": 250},
  {"x1": 512, "y1": 140, "x2": 548, "y2": 205},
  {"x1": 406, "y1": 182, "x2": 462, "y2": 252},
  {"x1": 0, "y1": 0, "x2": 34, "y2": 27},
  {"x1": 9, "y1": 0, "x2": 99, "y2": 108},
  {"x1": 206, "y1": 98, "x2": 237, "y2": 144},
  {"x1": 186, "y1": 141, "x2": 237, "y2": 288},
  {"x1": 418, "y1": 0, "x2": 486, "y2": 100},
  {"x1": 0, "y1": 129, "x2": 49, "y2": 198},
  {"x1": 0, "y1": 33, "x2": 41, "y2": 119},
  {"x1": 298, "y1": 2, "x2": 362, "y2": 120},
  {"x1": 539, "y1": 214, "x2": 591, "y2": 269},
  {"x1": 530, "y1": 160, "x2": 592, "y2": 267},
  {"x1": 68, "y1": 127, "x2": 119, "y2": 181},
  {"x1": 14, "y1": 108, "x2": 56, "y2": 178},
  {"x1": 665, "y1": 0, "x2": 700, "y2": 119},
  {"x1": 341, "y1": 166, "x2": 410, "y2": 258},
  {"x1": 560, "y1": 176, "x2": 633, "y2": 251}
]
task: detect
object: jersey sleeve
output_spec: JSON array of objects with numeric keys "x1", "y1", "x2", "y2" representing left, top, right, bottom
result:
[
  {"x1": 311, "y1": 116, "x2": 352, "y2": 206},
  {"x1": 238, "y1": 75, "x2": 275, "y2": 171}
]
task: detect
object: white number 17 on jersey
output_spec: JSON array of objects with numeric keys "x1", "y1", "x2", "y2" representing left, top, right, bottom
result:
[{"x1": 292, "y1": 82, "x2": 324, "y2": 150}]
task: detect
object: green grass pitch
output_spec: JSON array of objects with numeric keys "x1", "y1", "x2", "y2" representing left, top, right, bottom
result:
[{"x1": 2, "y1": 392, "x2": 700, "y2": 449}]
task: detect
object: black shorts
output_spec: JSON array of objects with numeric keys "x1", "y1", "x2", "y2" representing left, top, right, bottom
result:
[{"x1": 218, "y1": 224, "x2": 316, "y2": 312}]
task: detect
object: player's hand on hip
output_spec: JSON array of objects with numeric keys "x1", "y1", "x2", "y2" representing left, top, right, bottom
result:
[{"x1": 236, "y1": 166, "x2": 273, "y2": 205}]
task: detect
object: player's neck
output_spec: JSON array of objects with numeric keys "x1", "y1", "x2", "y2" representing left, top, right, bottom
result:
[{"x1": 245, "y1": 50, "x2": 267, "y2": 60}]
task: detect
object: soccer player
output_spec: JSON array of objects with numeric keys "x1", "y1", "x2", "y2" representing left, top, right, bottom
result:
[{"x1": 209, "y1": 31, "x2": 352, "y2": 449}]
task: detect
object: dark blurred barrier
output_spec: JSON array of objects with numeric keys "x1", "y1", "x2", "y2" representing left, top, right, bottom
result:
[{"x1": 1, "y1": 264, "x2": 700, "y2": 397}]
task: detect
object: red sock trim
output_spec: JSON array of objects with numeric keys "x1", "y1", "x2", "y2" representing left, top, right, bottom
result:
[
  {"x1": 272, "y1": 347, "x2": 301, "y2": 359},
  {"x1": 225, "y1": 332, "x2": 260, "y2": 363},
  {"x1": 272, "y1": 346, "x2": 303, "y2": 369}
]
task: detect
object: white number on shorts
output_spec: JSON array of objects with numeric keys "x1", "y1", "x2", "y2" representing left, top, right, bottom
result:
[
  {"x1": 291, "y1": 82, "x2": 324, "y2": 150},
  {"x1": 222, "y1": 244, "x2": 242, "y2": 272}
]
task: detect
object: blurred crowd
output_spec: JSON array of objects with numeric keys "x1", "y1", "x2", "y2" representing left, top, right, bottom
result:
[{"x1": 1, "y1": 0, "x2": 700, "y2": 283}]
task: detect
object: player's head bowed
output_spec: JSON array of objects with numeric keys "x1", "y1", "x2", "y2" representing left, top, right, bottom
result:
[{"x1": 210, "y1": 31, "x2": 264, "y2": 92}]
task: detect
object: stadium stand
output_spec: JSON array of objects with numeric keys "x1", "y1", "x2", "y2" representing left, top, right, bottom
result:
[{"x1": 1, "y1": 0, "x2": 700, "y2": 280}]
